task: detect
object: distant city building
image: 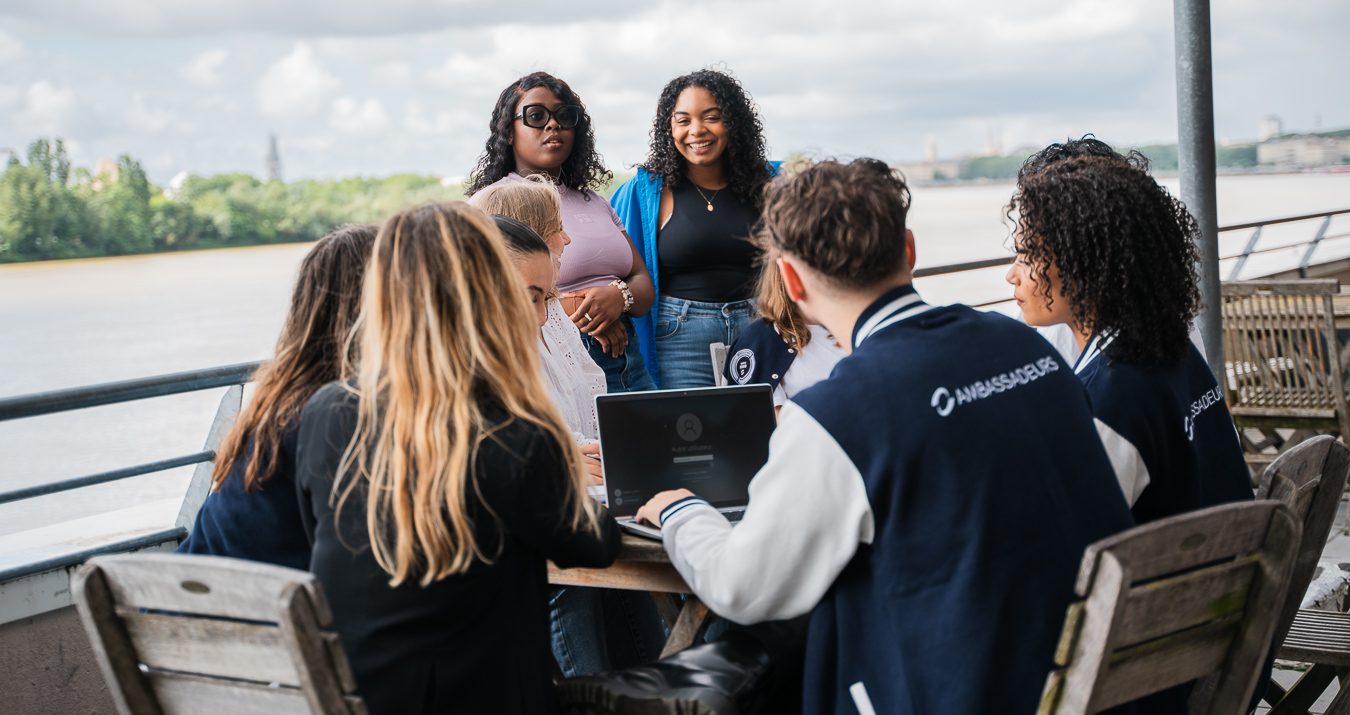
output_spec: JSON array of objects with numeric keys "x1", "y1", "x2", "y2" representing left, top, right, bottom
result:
[
  {"x1": 91, "y1": 158, "x2": 120, "y2": 192},
  {"x1": 165, "y1": 170, "x2": 190, "y2": 199},
  {"x1": 1257, "y1": 134, "x2": 1350, "y2": 168},
  {"x1": 266, "y1": 133, "x2": 282, "y2": 182},
  {"x1": 1258, "y1": 116, "x2": 1283, "y2": 143}
]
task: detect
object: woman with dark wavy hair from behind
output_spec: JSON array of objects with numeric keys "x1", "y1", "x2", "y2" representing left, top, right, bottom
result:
[
  {"x1": 178, "y1": 224, "x2": 376, "y2": 569},
  {"x1": 1006, "y1": 150, "x2": 1250, "y2": 535},
  {"x1": 611, "y1": 68, "x2": 776, "y2": 387},
  {"x1": 468, "y1": 71, "x2": 658, "y2": 394}
]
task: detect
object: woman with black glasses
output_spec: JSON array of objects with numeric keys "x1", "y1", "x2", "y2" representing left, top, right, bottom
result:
[{"x1": 469, "y1": 72, "x2": 658, "y2": 393}]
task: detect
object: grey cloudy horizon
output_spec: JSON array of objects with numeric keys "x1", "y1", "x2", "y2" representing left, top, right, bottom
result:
[{"x1": 1, "y1": 0, "x2": 1346, "y2": 184}]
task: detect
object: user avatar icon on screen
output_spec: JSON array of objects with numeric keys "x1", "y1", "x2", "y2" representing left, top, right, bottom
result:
[{"x1": 676, "y1": 413, "x2": 703, "y2": 442}]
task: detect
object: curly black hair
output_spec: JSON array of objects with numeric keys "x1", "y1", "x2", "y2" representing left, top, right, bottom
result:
[
  {"x1": 1011, "y1": 155, "x2": 1201, "y2": 366},
  {"x1": 1018, "y1": 134, "x2": 1150, "y2": 180},
  {"x1": 641, "y1": 69, "x2": 771, "y2": 207},
  {"x1": 467, "y1": 71, "x2": 612, "y2": 196}
]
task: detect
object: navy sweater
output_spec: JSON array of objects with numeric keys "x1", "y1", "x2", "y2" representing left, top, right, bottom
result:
[
  {"x1": 177, "y1": 425, "x2": 311, "y2": 571},
  {"x1": 1076, "y1": 336, "x2": 1253, "y2": 523}
]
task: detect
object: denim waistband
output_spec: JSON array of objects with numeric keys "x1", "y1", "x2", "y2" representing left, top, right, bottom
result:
[{"x1": 658, "y1": 295, "x2": 756, "y2": 319}]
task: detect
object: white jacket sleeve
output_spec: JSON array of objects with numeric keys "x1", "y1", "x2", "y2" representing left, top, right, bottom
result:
[{"x1": 660, "y1": 401, "x2": 874, "y2": 623}]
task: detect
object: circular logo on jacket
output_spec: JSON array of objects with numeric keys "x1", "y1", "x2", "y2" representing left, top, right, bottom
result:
[{"x1": 731, "y1": 349, "x2": 756, "y2": 385}]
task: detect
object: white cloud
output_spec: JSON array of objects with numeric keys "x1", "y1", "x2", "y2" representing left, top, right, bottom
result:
[
  {"x1": 180, "y1": 49, "x2": 229, "y2": 86},
  {"x1": 126, "y1": 93, "x2": 179, "y2": 133},
  {"x1": 21, "y1": 81, "x2": 77, "y2": 133},
  {"x1": 0, "y1": 29, "x2": 23, "y2": 63},
  {"x1": 374, "y1": 61, "x2": 411, "y2": 85},
  {"x1": 256, "y1": 43, "x2": 338, "y2": 119},
  {"x1": 329, "y1": 96, "x2": 388, "y2": 134},
  {"x1": 0, "y1": 85, "x2": 19, "y2": 109}
]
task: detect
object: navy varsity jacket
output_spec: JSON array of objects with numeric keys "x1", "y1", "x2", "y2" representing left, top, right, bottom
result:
[{"x1": 659, "y1": 285, "x2": 1134, "y2": 714}]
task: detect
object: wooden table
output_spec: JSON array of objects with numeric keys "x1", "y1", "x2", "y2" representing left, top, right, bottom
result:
[{"x1": 547, "y1": 534, "x2": 715, "y2": 658}]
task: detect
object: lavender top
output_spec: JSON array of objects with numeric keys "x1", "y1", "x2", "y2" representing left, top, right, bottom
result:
[{"x1": 473, "y1": 174, "x2": 634, "y2": 293}]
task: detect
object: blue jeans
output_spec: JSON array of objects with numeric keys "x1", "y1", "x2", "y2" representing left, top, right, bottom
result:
[
  {"x1": 549, "y1": 586, "x2": 667, "y2": 677},
  {"x1": 655, "y1": 296, "x2": 756, "y2": 389},
  {"x1": 580, "y1": 316, "x2": 657, "y2": 393}
]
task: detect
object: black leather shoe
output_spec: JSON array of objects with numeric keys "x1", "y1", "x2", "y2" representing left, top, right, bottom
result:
[{"x1": 558, "y1": 632, "x2": 771, "y2": 715}]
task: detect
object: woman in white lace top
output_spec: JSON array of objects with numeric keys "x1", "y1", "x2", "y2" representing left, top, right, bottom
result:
[{"x1": 474, "y1": 178, "x2": 608, "y2": 445}]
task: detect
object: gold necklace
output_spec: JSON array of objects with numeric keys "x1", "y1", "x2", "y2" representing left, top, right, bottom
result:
[{"x1": 692, "y1": 183, "x2": 721, "y2": 212}]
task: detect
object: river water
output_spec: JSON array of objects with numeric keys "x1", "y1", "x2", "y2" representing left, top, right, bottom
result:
[{"x1": 1, "y1": 173, "x2": 1348, "y2": 541}]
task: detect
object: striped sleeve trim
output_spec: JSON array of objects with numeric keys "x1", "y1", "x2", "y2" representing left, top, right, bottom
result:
[{"x1": 660, "y1": 496, "x2": 714, "y2": 525}]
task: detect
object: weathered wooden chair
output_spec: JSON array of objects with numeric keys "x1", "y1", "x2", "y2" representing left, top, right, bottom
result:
[
  {"x1": 1220, "y1": 279, "x2": 1350, "y2": 473},
  {"x1": 72, "y1": 553, "x2": 365, "y2": 715},
  {"x1": 1254, "y1": 436, "x2": 1350, "y2": 713},
  {"x1": 1038, "y1": 501, "x2": 1300, "y2": 714}
]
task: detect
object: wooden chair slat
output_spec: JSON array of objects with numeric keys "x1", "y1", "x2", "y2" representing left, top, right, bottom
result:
[
  {"x1": 1093, "y1": 617, "x2": 1240, "y2": 711},
  {"x1": 147, "y1": 671, "x2": 312, "y2": 715},
  {"x1": 123, "y1": 612, "x2": 302, "y2": 686},
  {"x1": 1075, "y1": 503, "x2": 1272, "y2": 592},
  {"x1": 94, "y1": 553, "x2": 330, "y2": 623},
  {"x1": 1113, "y1": 556, "x2": 1257, "y2": 649}
]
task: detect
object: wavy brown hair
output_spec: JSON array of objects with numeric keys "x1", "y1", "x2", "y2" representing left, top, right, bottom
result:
[
  {"x1": 753, "y1": 251, "x2": 813, "y2": 348},
  {"x1": 210, "y1": 224, "x2": 376, "y2": 493},
  {"x1": 336, "y1": 202, "x2": 597, "y2": 586},
  {"x1": 1010, "y1": 155, "x2": 1201, "y2": 365}
]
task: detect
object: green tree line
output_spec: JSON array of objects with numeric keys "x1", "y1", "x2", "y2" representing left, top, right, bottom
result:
[{"x1": 0, "y1": 137, "x2": 468, "y2": 263}]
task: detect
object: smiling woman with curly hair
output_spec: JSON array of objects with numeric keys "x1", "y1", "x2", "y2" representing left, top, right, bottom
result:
[
  {"x1": 468, "y1": 71, "x2": 658, "y2": 394},
  {"x1": 611, "y1": 68, "x2": 776, "y2": 387},
  {"x1": 1006, "y1": 146, "x2": 1250, "y2": 540}
]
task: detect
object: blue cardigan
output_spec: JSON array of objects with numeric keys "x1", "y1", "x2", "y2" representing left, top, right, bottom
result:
[{"x1": 609, "y1": 163, "x2": 779, "y2": 387}]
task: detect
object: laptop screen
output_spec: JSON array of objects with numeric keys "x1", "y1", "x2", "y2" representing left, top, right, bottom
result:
[{"x1": 596, "y1": 385, "x2": 775, "y2": 517}]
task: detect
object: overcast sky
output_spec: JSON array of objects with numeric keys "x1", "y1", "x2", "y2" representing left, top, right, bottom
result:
[{"x1": 1, "y1": 0, "x2": 1346, "y2": 184}]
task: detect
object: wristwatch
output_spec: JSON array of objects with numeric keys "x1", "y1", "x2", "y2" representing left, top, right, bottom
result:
[{"x1": 610, "y1": 279, "x2": 635, "y2": 313}]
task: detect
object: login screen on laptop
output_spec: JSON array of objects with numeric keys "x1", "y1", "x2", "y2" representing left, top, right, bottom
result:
[{"x1": 596, "y1": 385, "x2": 775, "y2": 516}]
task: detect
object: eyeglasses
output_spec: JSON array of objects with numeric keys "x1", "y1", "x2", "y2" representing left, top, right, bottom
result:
[{"x1": 514, "y1": 103, "x2": 582, "y2": 130}]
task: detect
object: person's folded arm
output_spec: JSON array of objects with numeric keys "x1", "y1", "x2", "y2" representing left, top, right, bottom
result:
[{"x1": 651, "y1": 402, "x2": 874, "y2": 623}]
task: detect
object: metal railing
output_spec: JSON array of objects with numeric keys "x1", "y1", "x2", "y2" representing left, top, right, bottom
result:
[
  {"x1": 0, "y1": 362, "x2": 260, "y2": 506},
  {"x1": 0, "y1": 362, "x2": 258, "y2": 621},
  {"x1": 912, "y1": 207, "x2": 1350, "y2": 308}
]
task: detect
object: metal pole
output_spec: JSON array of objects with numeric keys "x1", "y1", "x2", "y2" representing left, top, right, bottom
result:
[{"x1": 1174, "y1": 0, "x2": 1223, "y2": 381}]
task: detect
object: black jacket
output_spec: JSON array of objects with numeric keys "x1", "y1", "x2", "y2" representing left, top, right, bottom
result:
[{"x1": 296, "y1": 382, "x2": 621, "y2": 714}]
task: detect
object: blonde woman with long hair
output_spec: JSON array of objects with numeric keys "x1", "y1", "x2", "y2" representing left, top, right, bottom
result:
[{"x1": 295, "y1": 202, "x2": 620, "y2": 715}]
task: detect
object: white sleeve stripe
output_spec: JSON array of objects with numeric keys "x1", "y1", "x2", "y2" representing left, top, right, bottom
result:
[
  {"x1": 663, "y1": 401, "x2": 874, "y2": 623},
  {"x1": 660, "y1": 497, "x2": 712, "y2": 525},
  {"x1": 1094, "y1": 418, "x2": 1151, "y2": 506}
]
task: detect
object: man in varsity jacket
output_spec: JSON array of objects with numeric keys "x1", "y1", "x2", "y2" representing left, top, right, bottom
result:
[{"x1": 635, "y1": 159, "x2": 1134, "y2": 714}]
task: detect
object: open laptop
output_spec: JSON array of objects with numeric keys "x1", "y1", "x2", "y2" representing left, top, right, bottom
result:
[{"x1": 596, "y1": 384, "x2": 776, "y2": 539}]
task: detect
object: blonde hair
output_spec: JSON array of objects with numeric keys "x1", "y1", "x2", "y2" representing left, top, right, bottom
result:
[
  {"x1": 337, "y1": 201, "x2": 597, "y2": 586},
  {"x1": 755, "y1": 251, "x2": 813, "y2": 348},
  {"x1": 473, "y1": 176, "x2": 564, "y2": 240}
]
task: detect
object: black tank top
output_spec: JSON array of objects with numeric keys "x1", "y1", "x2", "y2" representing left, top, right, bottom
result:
[{"x1": 657, "y1": 181, "x2": 760, "y2": 302}]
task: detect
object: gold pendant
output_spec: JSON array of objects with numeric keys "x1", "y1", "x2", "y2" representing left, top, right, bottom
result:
[{"x1": 706, "y1": 203, "x2": 714, "y2": 212}]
